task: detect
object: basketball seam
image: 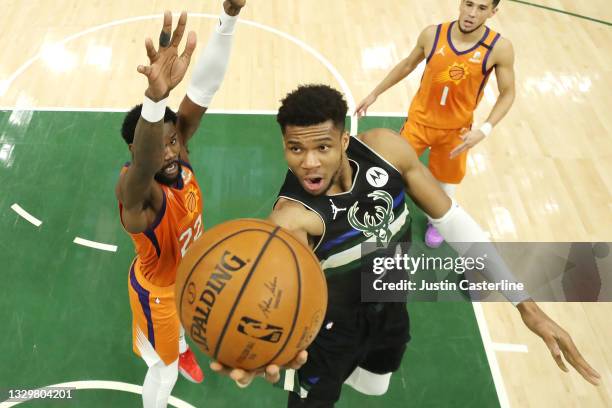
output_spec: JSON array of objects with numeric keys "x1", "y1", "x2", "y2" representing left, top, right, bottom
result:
[
  {"x1": 213, "y1": 226, "x2": 282, "y2": 361},
  {"x1": 255, "y1": 233, "x2": 302, "y2": 369},
  {"x1": 178, "y1": 228, "x2": 274, "y2": 335}
]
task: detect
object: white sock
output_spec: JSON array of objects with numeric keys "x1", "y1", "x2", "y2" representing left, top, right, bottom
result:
[
  {"x1": 179, "y1": 325, "x2": 188, "y2": 354},
  {"x1": 439, "y1": 182, "x2": 457, "y2": 199},
  {"x1": 142, "y1": 359, "x2": 179, "y2": 408},
  {"x1": 344, "y1": 367, "x2": 391, "y2": 396}
]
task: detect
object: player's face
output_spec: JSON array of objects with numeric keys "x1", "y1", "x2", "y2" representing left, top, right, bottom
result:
[
  {"x1": 283, "y1": 120, "x2": 349, "y2": 196},
  {"x1": 458, "y1": 0, "x2": 497, "y2": 33},
  {"x1": 154, "y1": 122, "x2": 182, "y2": 186}
]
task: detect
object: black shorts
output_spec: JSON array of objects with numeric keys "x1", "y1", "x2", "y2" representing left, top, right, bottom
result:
[{"x1": 286, "y1": 302, "x2": 410, "y2": 407}]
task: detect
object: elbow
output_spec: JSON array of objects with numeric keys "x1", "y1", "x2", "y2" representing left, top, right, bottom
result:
[{"x1": 500, "y1": 87, "x2": 516, "y2": 105}]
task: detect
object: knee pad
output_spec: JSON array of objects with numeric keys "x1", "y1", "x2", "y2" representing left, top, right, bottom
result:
[{"x1": 344, "y1": 367, "x2": 391, "y2": 396}]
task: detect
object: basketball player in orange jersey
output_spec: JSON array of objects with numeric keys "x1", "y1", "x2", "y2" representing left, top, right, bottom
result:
[
  {"x1": 115, "y1": 2, "x2": 245, "y2": 407},
  {"x1": 356, "y1": 0, "x2": 512, "y2": 248}
]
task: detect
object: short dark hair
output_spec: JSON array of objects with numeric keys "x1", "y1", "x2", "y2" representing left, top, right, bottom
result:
[
  {"x1": 276, "y1": 84, "x2": 348, "y2": 134},
  {"x1": 492, "y1": 0, "x2": 501, "y2": 7},
  {"x1": 120, "y1": 104, "x2": 178, "y2": 145}
]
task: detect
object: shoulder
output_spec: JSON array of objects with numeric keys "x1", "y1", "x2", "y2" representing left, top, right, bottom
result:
[
  {"x1": 115, "y1": 165, "x2": 130, "y2": 202},
  {"x1": 419, "y1": 24, "x2": 439, "y2": 46},
  {"x1": 356, "y1": 129, "x2": 418, "y2": 175},
  {"x1": 115, "y1": 177, "x2": 123, "y2": 201},
  {"x1": 421, "y1": 24, "x2": 438, "y2": 38},
  {"x1": 491, "y1": 37, "x2": 514, "y2": 65}
]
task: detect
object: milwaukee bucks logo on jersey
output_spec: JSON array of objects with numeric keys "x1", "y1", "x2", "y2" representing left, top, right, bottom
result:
[{"x1": 347, "y1": 190, "x2": 394, "y2": 246}]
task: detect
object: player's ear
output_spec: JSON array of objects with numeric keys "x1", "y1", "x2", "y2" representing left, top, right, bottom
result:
[
  {"x1": 341, "y1": 131, "x2": 350, "y2": 151},
  {"x1": 128, "y1": 144, "x2": 134, "y2": 155},
  {"x1": 491, "y1": 2, "x2": 499, "y2": 16}
]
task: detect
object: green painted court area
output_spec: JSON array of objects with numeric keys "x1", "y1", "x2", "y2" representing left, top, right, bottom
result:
[{"x1": 0, "y1": 111, "x2": 499, "y2": 407}]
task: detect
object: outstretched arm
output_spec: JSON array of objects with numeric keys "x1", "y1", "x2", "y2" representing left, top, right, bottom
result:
[
  {"x1": 355, "y1": 25, "x2": 434, "y2": 117},
  {"x1": 177, "y1": 0, "x2": 245, "y2": 144},
  {"x1": 360, "y1": 129, "x2": 601, "y2": 385},
  {"x1": 117, "y1": 11, "x2": 196, "y2": 233}
]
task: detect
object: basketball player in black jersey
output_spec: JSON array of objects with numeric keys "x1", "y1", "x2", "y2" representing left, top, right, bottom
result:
[{"x1": 211, "y1": 84, "x2": 600, "y2": 406}]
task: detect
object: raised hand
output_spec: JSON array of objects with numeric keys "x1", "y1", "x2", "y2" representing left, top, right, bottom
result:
[
  {"x1": 224, "y1": 0, "x2": 247, "y2": 16},
  {"x1": 137, "y1": 11, "x2": 197, "y2": 101}
]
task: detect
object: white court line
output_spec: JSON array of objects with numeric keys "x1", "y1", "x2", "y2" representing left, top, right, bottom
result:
[
  {"x1": 1, "y1": 12, "x2": 357, "y2": 133},
  {"x1": 472, "y1": 302, "x2": 510, "y2": 408},
  {"x1": 0, "y1": 107, "x2": 412, "y2": 118},
  {"x1": 0, "y1": 106, "x2": 412, "y2": 122},
  {"x1": 215, "y1": 13, "x2": 358, "y2": 135},
  {"x1": 359, "y1": 111, "x2": 407, "y2": 118},
  {"x1": 73, "y1": 237, "x2": 118, "y2": 252},
  {"x1": 0, "y1": 106, "x2": 280, "y2": 114},
  {"x1": 10, "y1": 204, "x2": 42, "y2": 227},
  {"x1": 0, "y1": 380, "x2": 195, "y2": 408},
  {"x1": 0, "y1": 106, "x2": 130, "y2": 113},
  {"x1": 491, "y1": 342, "x2": 529, "y2": 353}
]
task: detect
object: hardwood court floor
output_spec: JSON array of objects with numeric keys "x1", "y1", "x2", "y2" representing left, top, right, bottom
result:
[{"x1": 0, "y1": 1, "x2": 610, "y2": 407}]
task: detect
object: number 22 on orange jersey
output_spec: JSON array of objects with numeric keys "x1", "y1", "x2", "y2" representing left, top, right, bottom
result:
[{"x1": 179, "y1": 214, "x2": 203, "y2": 257}]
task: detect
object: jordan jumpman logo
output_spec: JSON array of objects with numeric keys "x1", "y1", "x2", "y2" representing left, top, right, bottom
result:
[{"x1": 329, "y1": 199, "x2": 347, "y2": 220}]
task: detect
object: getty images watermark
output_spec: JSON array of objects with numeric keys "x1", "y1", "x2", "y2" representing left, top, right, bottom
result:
[
  {"x1": 360, "y1": 242, "x2": 611, "y2": 302},
  {"x1": 371, "y1": 252, "x2": 523, "y2": 292}
]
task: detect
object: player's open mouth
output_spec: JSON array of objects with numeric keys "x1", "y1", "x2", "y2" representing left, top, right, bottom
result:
[
  {"x1": 463, "y1": 20, "x2": 473, "y2": 28},
  {"x1": 303, "y1": 176, "x2": 324, "y2": 192},
  {"x1": 163, "y1": 161, "x2": 179, "y2": 176}
]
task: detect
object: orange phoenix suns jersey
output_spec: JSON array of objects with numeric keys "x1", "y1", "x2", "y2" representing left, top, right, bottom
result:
[
  {"x1": 119, "y1": 160, "x2": 204, "y2": 287},
  {"x1": 408, "y1": 21, "x2": 501, "y2": 129}
]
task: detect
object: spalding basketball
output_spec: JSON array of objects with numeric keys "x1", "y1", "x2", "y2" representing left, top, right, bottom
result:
[{"x1": 175, "y1": 218, "x2": 327, "y2": 370}]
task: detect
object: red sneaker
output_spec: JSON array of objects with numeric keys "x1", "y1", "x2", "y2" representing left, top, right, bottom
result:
[{"x1": 179, "y1": 348, "x2": 204, "y2": 383}]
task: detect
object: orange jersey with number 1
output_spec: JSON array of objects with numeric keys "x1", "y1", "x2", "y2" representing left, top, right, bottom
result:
[
  {"x1": 408, "y1": 21, "x2": 501, "y2": 130},
  {"x1": 119, "y1": 160, "x2": 204, "y2": 287}
]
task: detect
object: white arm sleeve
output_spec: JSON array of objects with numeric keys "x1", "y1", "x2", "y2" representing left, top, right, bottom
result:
[
  {"x1": 429, "y1": 199, "x2": 531, "y2": 305},
  {"x1": 186, "y1": 9, "x2": 238, "y2": 107}
]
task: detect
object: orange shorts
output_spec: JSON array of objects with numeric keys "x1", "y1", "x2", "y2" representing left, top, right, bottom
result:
[
  {"x1": 128, "y1": 259, "x2": 179, "y2": 365},
  {"x1": 400, "y1": 119, "x2": 469, "y2": 184}
]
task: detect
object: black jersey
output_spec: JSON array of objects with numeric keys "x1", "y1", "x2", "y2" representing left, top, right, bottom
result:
[{"x1": 275, "y1": 136, "x2": 412, "y2": 307}]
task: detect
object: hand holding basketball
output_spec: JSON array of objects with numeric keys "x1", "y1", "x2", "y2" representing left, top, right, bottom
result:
[
  {"x1": 210, "y1": 350, "x2": 308, "y2": 387},
  {"x1": 138, "y1": 11, "x2": 197, "y2": 101},
  {"x1": 175, "y1": 218, "x2": 327, "y2": 374}
]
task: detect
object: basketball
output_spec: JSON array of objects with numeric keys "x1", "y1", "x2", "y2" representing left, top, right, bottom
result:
[
  {"x1": 175, "y1": 218, "x2": 328, "y2": 370},
  {"x1": 449, "y1": 66, "x2": 465, "y2": 81}
]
